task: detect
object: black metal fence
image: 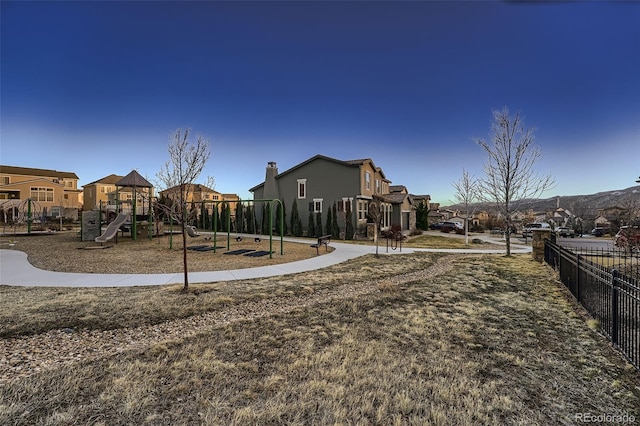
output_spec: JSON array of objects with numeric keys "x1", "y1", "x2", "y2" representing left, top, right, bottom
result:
[{"x1": 544, "y1": 239, "x2": 639, "y2": 370}]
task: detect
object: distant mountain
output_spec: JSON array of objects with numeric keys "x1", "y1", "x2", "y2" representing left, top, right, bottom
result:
[{"x1": 443, "y1": 185, "x2": 640, "y2": 214}]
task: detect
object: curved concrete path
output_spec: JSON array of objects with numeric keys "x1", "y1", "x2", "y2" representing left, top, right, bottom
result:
[{"x1": 0, "y1": 235, "x2": 531, "y2": 287}]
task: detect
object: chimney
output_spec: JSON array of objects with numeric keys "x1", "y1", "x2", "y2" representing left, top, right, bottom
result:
[{"x1": 263, "y1": 162, "x2": 279, "y2": 200}]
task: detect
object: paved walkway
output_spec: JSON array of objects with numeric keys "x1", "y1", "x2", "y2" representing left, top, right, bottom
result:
[{"x1": 0, "y1": 234, "x2": 531, "y2": 287}]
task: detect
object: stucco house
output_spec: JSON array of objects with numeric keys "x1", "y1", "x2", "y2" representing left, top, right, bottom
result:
[
  {"x1": 83, "y1": 174, "x2": 124, "y2": 211},
  {"x1": 159, "y1": 183, "x2": 239, "y2": 217},
  {"x1": 0, "y1": 165, "x2": 82, "y2": 220},
  {"x1": 249, "y1": 154, "x2": 417, "y2": 237}
]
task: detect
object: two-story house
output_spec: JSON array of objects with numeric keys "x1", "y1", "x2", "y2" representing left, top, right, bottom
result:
[
  {"x1": 249, "y1": 154, "x2": 417, "y2": 236},
  {"x1": 83, "y1": 174, "x2": 124, "y2": 211},
  {"x1": 0, "y1": 165, "x2": 82, "y2": 220},
  {"x1": 159, "y1": 184, "x2": 239, "y2": 217}
]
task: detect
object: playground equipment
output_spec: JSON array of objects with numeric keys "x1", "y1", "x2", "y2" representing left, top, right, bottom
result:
[
  {"x1": 95, "y1": 213, "x2": 129, "y2": 243},
  {"x1": 186, "y1": 225, "x2": 200, "y2": 237},
  {"x1": 215, "y1": 199, "x2": 283, "y2": 258},
  {"x1": 0, "y1": 198, "x2": 45, "y2": 234},
  {"x1": 182, "y1": 199, "x2": 283, "y2": 258}
]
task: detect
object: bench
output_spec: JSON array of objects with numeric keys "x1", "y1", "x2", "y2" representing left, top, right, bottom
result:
[{"x1": 310, "y1": 235, "x2": 331, "y2": 255}]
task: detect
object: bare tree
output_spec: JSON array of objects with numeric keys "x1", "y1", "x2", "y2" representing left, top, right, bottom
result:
[
  {"x1": 452, "y1": 169, "x2": 479, "y2": 245},
  {"x1": 156, "y1": 128, "x2": 211, "y2": 290},
  {"x1": 368, "y1": 198, "x2": 383, "y2": 257},
  {"x1": 475, "y1": 108, "x2": 555, "y2": 256}
]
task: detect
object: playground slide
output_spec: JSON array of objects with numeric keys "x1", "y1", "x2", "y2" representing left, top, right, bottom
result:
[{"x1": 95, "y1": 213, "x2": 129, "y2": 243}]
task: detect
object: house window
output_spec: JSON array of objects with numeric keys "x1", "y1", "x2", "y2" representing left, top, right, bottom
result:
[
  {"x1": 375, "y1": 179, "x2": 381, "y2": 194},
  {"x1": 213, "y1": 195, "x2": 219, "y2": 200},
  {"x1": 30, "y1": 187, "x2": 54, "y2": 202},
  {"x1": 313, "y1": 198, "x2": 323, "y2": 213},
  {"x1": 0, "y1": 176, "x2": 9, "y2": 185},
  {"x1": 297, "y1": 179, "x2": 307, "y2": 199},
  {"x1": 339, "y1": 198, "x2": 349, "y2": 212},
  {"x1": 365, "y1": 172, "x2": 371, "y2": 190},
  {"x1": 358, "y1": 200, "x2": 369, "y2": 220},
  {"x1": 382, "y1": 203, "x2": 392, "y2": 228}
]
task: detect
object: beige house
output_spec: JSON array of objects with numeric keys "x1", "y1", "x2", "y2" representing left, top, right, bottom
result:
[
  {"x1": 0, "y1": 165, "x2": 82, "y2": 220},
  {"x1": 159, "y1": 184, "x2": 240, "y2": 215},
  {"x1": 82, "y1": 174, "x2": 124, "y2": 211}
]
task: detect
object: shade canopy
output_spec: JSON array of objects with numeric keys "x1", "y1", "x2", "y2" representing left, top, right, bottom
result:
[{"x1": 115, "y1": 170, "x2": 153, "y2": 188}]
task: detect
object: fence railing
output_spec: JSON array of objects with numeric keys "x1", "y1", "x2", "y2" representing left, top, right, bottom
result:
[{"x1": 544, "y1": 239, "x2": 639, "y2": 370}]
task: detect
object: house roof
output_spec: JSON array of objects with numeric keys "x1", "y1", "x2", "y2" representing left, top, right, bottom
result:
[
  {"x1": 190, "y1": 184, "x2": 216, "y2": 193},
  {"x1": 389, "y1": 185, "x2": 407, "y2": 194},
  {"x1": 85, "y1": 174, "x2": 124, "y2": 186},
  {"x1": 381, "y1": 193, "x2": 408, "y2": 204},
  {"x1": 0, "y1": 165, "x2": 79, "y2": 180},
  {"x1": 116, "y1": 170, "x2": 153, "y2": 188},
  {"x1": 160, "y1": 183, "x2": 216, "y2": 193},
  {"x1": 249, "y1": 154, "x2": 388, "y2": 192}
]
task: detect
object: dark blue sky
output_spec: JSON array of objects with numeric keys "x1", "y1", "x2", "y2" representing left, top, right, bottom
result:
[{"x1": 1, "y1": 1, "x2": 638, "y2": 204}]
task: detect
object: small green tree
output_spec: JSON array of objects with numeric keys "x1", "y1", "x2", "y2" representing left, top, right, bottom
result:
[
  {"x1": 260, "y1": 203, "x2": 268, "y2": 235},
  {"x1": 281, "y1": 198, "x2": 288, "y2": 235},
  {"x1": 308, "y1": 211, "x2": 316, "y2": 237},
  {"x1": 331, "y1": 202, "x2": 340, "y2": 239},
  {"x1": 416, "y1": 201, "x2": 429, "y2": 230},
  {"x1": 235, "y1": 202, "x2": 244, "y2": 233},
  {"x1": 325, "y1": 205, "x2": 333, "y2": 236},
  {"x1": 345, "y1": 201, "x2": 355, "y2": 240},
  {"x1": 203, "y1": 204, "x2": 210, "y2": 230},
  {"x1": 275, "y1": 201, "x2": 284, "y2": 235},
  {"x1": 212, "y1": 204, "x2": 219, "y2": 232},
  {"x1": 246, "y1": 205, "x2": 255, "y2": 234},
  {"x1": 316, "y1": 212, "x2": 323, "y2": 238},
  {"x1": 291, "y1": 199, "x2": 303, "y2": 237},
  {"x1": 219, "y1": 202, "x2": 228, "y2": 231}
]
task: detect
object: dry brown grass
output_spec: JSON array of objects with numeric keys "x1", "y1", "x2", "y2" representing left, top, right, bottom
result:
[{"x1": 1, "y1": 253, "x2": 639, "y2": 424}]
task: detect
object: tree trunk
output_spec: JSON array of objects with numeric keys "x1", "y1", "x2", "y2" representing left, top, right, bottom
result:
[
  {"x1": 182, "y1": 224, "x2": 189, "y2": 290},
  {"x1": 505, "y1": 227, "x2": 512, "y2": 256}
]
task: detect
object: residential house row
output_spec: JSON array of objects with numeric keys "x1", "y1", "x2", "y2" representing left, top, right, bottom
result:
[
  {"x1": 0, "y1": 165, "x2": 82, "y2": 220},
  {"x1": 0, "y1": 165, "x2": 239, "y2": 223},
  {"x1": 1, "y1": 156, "x2": 429, "y2": 236},
  {"x1": 6, "y1": 160, "x2": 628, "y2": 235}
]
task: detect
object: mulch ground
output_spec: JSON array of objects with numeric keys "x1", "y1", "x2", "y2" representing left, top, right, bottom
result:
[{"x1": 0, "y1": 230, "x2": 330, "y2": 273}]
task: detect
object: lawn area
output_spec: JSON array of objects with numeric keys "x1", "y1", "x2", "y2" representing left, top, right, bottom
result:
[{"x1": 1, "y1": 253, "x2": 638, "y2": 424}]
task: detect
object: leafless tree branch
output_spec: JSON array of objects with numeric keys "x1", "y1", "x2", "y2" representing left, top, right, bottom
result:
[{"x1": 475, "y1": 108, "x2": 555, "y2": 255}]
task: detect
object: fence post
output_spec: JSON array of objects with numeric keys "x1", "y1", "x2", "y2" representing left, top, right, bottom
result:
[
  {"x1": 611, "y1": 269, "x2": 619, "y2": 346},
  {"x1": 575, "y1": 252, "x2": 581, "y2": 302}
]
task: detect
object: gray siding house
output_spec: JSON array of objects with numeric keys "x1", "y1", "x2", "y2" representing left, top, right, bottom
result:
[{"x1": 249, "y1": 154, "x2": 416, "y2": 236}]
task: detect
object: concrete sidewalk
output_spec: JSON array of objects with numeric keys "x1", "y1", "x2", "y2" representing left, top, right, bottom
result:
[{"x1": 0, "y1": 235, "x2": 531, "y2": 287}]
